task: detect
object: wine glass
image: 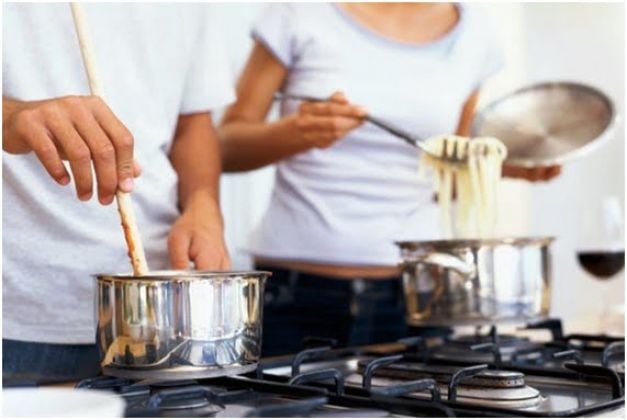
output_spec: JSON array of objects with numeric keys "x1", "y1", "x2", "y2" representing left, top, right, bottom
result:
[{"x1": 576, "y1": 196, "x2": 625, "y2": 335}]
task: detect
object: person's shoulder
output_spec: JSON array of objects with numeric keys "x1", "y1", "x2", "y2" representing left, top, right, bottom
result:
[
  {"x1": 258, "y1": 2, "x2": 330, "y2": 21},
  {"x1": 459, "y1": 4, "x2": 498, "y2": 36}
]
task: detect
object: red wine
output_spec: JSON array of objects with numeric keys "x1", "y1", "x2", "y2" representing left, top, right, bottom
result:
[{"x1": 577, "y1": 250, "x2": 625, "y2": 279}]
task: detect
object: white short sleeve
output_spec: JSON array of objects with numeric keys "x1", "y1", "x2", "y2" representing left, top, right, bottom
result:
[
  {"x1": 476, "y1": 39, "x2": 504, "y2": 87},
  {"x1": 180, "y1": 6, "x2": 235, "y2": 114},
  {"x1": 251, "y1": 4, "x2": 298, "y2": 68},
  {"x1": 472, "y1": 9, "x2": 505, "y2": 88}
]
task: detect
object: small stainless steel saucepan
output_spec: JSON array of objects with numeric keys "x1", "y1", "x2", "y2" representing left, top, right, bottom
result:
[
  {"x1": 95, "y1": 270, "x2": 270, "y2": 380},
  {"x1": 396, "y1": 237, "x2": 553, "y2": 326}
]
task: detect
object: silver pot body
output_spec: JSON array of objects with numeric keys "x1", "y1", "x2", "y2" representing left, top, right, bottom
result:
[
  {"x1": 396, "y1": 237, "x2": 553, "y2": 326},
  {"x1": 95, "y1": 270, "x2": 270, "y2": 380}
]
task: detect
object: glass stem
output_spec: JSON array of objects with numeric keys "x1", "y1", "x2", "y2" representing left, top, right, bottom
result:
[{"x1": 600, "y1": 281, "x2": 612, "y2": 333}]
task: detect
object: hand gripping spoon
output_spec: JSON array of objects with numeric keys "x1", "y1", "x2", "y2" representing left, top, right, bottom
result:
[
  {"x1": 274, "y1": 92, "x2": 474, "y2": 164},
  {"x1": 70, "y1": 3, "x2": 149, "y2": 275}
]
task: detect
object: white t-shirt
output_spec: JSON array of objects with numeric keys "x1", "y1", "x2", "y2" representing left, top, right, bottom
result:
[
  {"x1": 248, "y1": 3, "x2": 504, "y2": 266},
  {"x1": 3, "y1": 4, "x2": 234, "y2": 344}
]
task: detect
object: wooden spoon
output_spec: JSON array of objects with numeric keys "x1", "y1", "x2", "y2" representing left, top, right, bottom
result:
[{"x1": 70, "y1": 3, "x2": 149, "y2": 275}]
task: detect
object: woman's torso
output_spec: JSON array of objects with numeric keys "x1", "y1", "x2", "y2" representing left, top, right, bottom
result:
[{"x1": 249, "y1": 3, "x2": 502, "y2": 276}]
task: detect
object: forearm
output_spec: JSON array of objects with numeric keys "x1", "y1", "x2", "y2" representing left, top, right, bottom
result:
[
  {"x1": 219, "y1": 115, "x2": 310, "y2": 172},
  {"x1": 455, "y1": 91, "x2": 479, "y2": 137},
  {"x1": 170, "y1": 113, "x2": 221, "y2": 214}
]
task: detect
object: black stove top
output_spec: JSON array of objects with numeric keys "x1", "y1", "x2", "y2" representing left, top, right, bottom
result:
[{"x1": 73, "y1": 318, "x2": 624, "y2": 417}]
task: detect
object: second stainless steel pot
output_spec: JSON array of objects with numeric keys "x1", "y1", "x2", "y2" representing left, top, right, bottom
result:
[
  {"x1": 397, "y1": 237, "x2": 553, "y2": 326},
  {"x1": 95, "y1": 270, "x2": 270, "y2": 380}
]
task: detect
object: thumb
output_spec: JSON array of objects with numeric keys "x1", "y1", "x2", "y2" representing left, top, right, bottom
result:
[
  {"x1": 329, "y1": 91, "x2": 349, "y2": 104},
  {"x1": 133, "y1": 159, "x2": 142, "y2": 178}
]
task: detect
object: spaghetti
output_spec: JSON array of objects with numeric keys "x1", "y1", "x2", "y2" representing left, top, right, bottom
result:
[{"x1": 420, "y1": 135, "x2": 507, "y2": 238}]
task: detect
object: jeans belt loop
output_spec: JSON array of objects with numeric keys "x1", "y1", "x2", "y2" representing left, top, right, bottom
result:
[{"x1": 350, "y1": 278, "x2": 366, "y2": 317}]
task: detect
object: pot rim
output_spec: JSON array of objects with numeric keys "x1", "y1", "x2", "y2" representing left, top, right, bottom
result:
[
  {"x1": 395, "y1": 236, "x2": 555, "y2": 249},
  {"x1": 94, "y1": 270, "x2": 272, "y2": 282}
]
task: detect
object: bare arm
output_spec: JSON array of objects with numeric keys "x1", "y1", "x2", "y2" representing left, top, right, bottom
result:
[
  {"x1": 219, "y1": 41, "x2": 366, "y2": 172},
  {"x1": 455, "y1": 91, "x2": 479, "y2": 136},
  {"x1": 168, "y1": 112, "x2": 229, "y2": 270}
]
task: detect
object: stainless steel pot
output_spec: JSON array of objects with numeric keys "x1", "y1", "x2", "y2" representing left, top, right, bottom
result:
[
  {"x1": 396, "y1": 237, "x2": 553, "y2": 326},
  {"x1": 95, "y1": 270, "x2": 270, "y2": 380}
]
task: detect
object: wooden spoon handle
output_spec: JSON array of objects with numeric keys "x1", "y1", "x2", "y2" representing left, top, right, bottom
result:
[{"x1": 70, "y1": 3, "x2": 149, "y2": 275}]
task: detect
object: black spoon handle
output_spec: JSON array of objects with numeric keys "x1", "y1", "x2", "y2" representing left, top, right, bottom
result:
[{"x1": 274, "y1": 93, "x2": 422, "y2": 147}]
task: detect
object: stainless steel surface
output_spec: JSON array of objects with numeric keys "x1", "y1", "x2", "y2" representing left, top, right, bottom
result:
[
  {"x1": 397, "y1": 237, "x2": 553, "y2": 326},
  {"x1": 95, "y1": 270, "x2": 270, "y2": 379},
  {"x1": 103, "y1": 363, "x2": 257, "y2": 381},
  {"x1": 366, "y1": 376, "x2": 543, "y2": 409},
  {"x1": 472, "y1": 81, "x2": 615, "y2": 167},
  {"x1": 357, "y1": 360, "x2": 526, "y2": 388},
  {"x1": 264, "y1": 352, "x2": 623, "y2": 416}
]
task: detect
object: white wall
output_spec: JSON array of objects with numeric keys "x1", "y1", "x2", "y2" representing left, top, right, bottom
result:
[
  {"x1": 214, "y1": 3, "x2": 275, "y2": 269},
  {"x1": 215, "y1": 3, "x2": 625, "y2": 325},
  {"x1": 520, "y1": 3, "x2": 625, "y2": 323}
]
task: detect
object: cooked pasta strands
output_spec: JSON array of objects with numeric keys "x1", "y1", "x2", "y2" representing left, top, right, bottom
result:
[
  {"x1": 420, "y1": 135, "x2": 507, "y2": 238},
  {"x1": 440, "y1": 168, "x2": 453, "y2": 238}
]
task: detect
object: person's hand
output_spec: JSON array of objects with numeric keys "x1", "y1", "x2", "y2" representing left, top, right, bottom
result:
[
  {"x1": 503, "y1": 163, "x2": 562, "y2": 182},
  {"x1": 288, "y1": 91, "x2": 367, "y2": 149},
  {"x1": 168, "y1": 194, "x2": 231, "y2": 270},
  {"x1": 2, "y1": 95, "x2": 140, "y2": 204}
]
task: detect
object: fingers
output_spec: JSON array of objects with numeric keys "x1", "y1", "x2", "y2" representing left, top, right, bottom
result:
[
  {"x1": 525, "y1": 165, "x2": 562, "y2": 181},
  {"x1": 168, "y1": 227, "x2": 230, "y2": 271},
  {"x1": 329, "y1": 91, "x2": 349, "y2": 104},
  {"x1": 293, "y1": 91, "x2": 366, "y2": 149},
  {"x1": 23, "y1": 125, "x2": 71, "y2": 186},
  {"x1": 297, "y1": 115, "x2": 364, "y2": 148},
  {"x1": 72, "y1": 103, "x2": 118, "y2": 204},
  {"x1": 88, "y1": 97, "x2": 135, "y2": 193},
  {"x1": 188, "y1": 236, "x2": 230, "y2": 270},
  {"x1": 133, "y1": 160, "x2": 142, "y2": 178},
  {"x1": 168, "y1": 230, "x2": 192, "y2": 270},
  {"x1": 544, "y1": 165, "x2": 562, "y2": 180},
  {"x1": 47, "y1": 113, "x2": 94, "y2": 201},
  {"x1": 526, "y1": 167, "x2": 544, "y2": 182},
  {"x1": 300, "y1": 100, "x2": 367, "y2": 119},
  {"x1": 8, "y1": 95, "x2": 138, "y2": 204},
  {"x1": 503, "y1": 163, "x2": 562, "y2": 182},
  {"x1": 309, "y1": 115, "x2": 363, "y2": 133},
  {"x1": 219, "y1": 254, "x2": 232, "y2": 271}
]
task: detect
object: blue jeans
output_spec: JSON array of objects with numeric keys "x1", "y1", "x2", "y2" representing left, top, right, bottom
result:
[
  {"x1": 2, "y1": 339, "x2": 101, "y2": 385},
  {"x1": 258, "y1": 265, "x2": 409, "y2": 357}
]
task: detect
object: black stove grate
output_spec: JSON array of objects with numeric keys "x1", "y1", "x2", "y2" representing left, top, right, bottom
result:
[{"x1": 73, "y1": 318, "x2": 624, "y2": 418}]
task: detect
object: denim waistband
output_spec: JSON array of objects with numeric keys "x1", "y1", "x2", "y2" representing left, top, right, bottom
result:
[{"x1": 256, "y1": 265, "x2": 401, "y2": 293}]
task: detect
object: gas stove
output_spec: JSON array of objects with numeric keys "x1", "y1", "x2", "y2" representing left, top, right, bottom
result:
[{"x1": 75, "y1": 318, "x2": 624, "y2": 417}]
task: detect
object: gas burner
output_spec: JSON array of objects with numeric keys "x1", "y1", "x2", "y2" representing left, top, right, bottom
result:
[
  {"x1": 448, "y1": 333, "x2": 528, "y2": 347},
  {"x1": 428, "y1": 330, "x2": 546, "y2": 366},
  {"x1": 127, "y1": 385, "x2": 226, "y2": 417},
  {"x1": 74, "y1": 319, "x2": 624, "y2": 418},
  {"x1": 103, "y1": 361, "x2": 257, "y2": 381},
  {"x1": 150, "y1": 380, "x2": 199, "y2": 388}
]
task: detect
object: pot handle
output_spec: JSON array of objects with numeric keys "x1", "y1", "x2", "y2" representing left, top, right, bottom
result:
[{"x1": 400, "y1": 253, "x2": 476, "y2": 277}]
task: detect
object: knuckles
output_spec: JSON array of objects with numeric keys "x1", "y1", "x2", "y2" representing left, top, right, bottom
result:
[
  {"x1": 11, "y1": 109, "x2": 38, "y2": 140},
  {"x1": 115, "y1": 132, "x2": 134, "y2": 149},
  {"x1": 94, "y1": 143, "x2": 115, "y2": 161},
  {"x1": 36, "y1": 142, "x2": 58, "y2": 159},
  {"x1": 67, "y1": 146, "x2": 91, "y2": 164}
]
